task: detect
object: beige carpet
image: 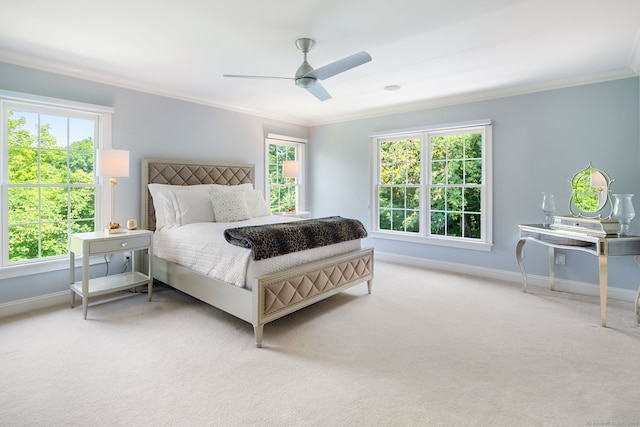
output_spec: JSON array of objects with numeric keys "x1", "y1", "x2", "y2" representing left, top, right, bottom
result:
[{"x1": 1, "y1": 261, "x2": 639, "y2": 426}]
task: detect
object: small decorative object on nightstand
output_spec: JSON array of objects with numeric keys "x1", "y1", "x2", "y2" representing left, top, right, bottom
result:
[
  {"x1": 278, "y1": 210, "x2": 311, "y2": 219},
  {"x1": 69, "y1": 229, "x2": 153, "y2": 319}
]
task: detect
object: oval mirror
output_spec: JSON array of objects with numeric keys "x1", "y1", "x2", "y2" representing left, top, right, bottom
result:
[{"x1": 568, "y1": 163, "x2": 613, "y2": 218}]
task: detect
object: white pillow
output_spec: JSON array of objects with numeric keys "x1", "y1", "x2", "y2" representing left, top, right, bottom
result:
[
  {"x1": 171, "y1": 190, "x2": 215, "y2": 225},
  {"x1": 148, "y1": 184, "x2": 213, "y2": 229},
  {"x1": 244, "y1": 189, "x2": 272, "y2": 218},
  {"x1": 155, "y1": 191, "x2": 179, "y2": 228},
  {"x1": 211, "y1": 190, "x2": 250, "y2": 222},
  {"x1": 210, "y1": 183, "x2": 254, "y2": 193}
]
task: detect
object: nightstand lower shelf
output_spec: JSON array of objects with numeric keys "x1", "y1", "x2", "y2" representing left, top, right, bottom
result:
[{"x1": 70, "y1": 271, "x2": 151, "y2": 299}]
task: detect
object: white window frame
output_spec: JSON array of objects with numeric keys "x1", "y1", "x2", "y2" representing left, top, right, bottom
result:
[
  {"x1": 265, "y1": 133, "x2": 306, "y2": 213},
  {"x1": 371, "y1": 120, "x2": 493, "y2": 251},
  {"x1": 0, "y1": 90, "x2": 114, "y2": 278}
]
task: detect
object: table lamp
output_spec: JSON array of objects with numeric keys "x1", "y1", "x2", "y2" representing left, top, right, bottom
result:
[
  {"x1": 282, "y1": 160, "x2": 300, "y2": 213},
  {"x1": 96, "y1": 149, "x2": 130, "y2": 233}
]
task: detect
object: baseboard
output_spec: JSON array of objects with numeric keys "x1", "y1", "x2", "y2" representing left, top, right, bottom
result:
[
  {"x1": 375, "y1": 251, "x2": 638, "y2": 303},
  {"x1": 0, "y1": 287, "x2": 150, "y2": 320},
  {"x1": 2, "y1": 254, "x2": 636, "y2": 319},
  {"x1": 0, "y1": 291, "x2": 69, "y2": 319}
]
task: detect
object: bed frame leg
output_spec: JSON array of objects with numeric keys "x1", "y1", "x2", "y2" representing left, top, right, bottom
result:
[
  {"x1": 367, "y1": 279, "x2": 373, "y2": 294},
  {"x1": 254, "y1": 325, "x2": 264, "y2": 348}
]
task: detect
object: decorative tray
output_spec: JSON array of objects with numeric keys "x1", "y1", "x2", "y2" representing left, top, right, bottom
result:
[{"x1": 550, "y1": 215, "x2": 619, "y2": 237}]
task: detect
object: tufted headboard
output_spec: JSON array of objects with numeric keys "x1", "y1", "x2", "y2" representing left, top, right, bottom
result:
[{"x1": 141, "y1": 158, "x2": 255, "y2": 231}]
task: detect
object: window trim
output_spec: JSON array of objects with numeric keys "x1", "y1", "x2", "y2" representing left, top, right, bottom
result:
[
  {"x1": 0, "y1": 90, "x2": 114, "y2": 278},
  {"x1": 370, "y1": 120, "x2": 493, "y2": 251},
  {"x1": 265, "y1": 133, "x2": 307, "y2": 213}
]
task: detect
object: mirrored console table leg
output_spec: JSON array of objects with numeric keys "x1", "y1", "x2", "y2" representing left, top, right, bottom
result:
[
  {"x1": 636, "y1": 285, "x2": 640, "y2": 324},
  {"x1": 635, "y1": 256, "x2": 640, "y2": 325},
  {"x1": 548, "y1": 247, "x2": 555, "y2": 291},
  {"x1": 515, "y1": 238, "x2": 528, "y2": 292},
  {"x1": 516, "y1": 239, "x2": 556, "y2": 293},
  {"x1": 598, "y1": 254, "x2": 608, "y2": 327}
]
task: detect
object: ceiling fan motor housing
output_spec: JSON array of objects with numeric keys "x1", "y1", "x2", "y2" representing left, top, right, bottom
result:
[{"x1": 295, "y1": 59, "x2": 315, "y2": 88}]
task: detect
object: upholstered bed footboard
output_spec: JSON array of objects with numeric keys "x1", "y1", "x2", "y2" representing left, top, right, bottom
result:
[{"x1": 253, "y1": 248, "x2": 374, "y2": 346}]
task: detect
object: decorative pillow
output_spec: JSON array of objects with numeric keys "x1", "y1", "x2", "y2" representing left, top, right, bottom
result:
[
  {"x1": 211, "y1": 190, "x2": 250, "y2": 222},
  {"x1": 148, "y1": 184, "x2": 213, "y2": 229},
  {"x1": 171, "y1": 190, "x2": 215, "y2": 225},
  {"x1": 244, "y1": 189, "x2": 272, "y2": 218}
]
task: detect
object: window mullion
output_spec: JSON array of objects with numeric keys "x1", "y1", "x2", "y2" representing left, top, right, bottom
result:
[{"x1": 423, "y1": 132, "x2": 430, "y2": 237}]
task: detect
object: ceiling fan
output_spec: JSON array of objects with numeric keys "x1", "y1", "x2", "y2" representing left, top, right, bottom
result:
[{"x1": 223, "y1": 38, "x2": 371, "y2": 101}]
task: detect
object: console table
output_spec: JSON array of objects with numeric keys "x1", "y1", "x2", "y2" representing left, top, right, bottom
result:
[{"x1": 516, "y1": 224, "x2": 640, "y2": 327}]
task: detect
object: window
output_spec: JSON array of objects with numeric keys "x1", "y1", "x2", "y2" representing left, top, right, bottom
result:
[
  {"x1": 1, "y1": 91, "x2": 113, "y2": 273},
  {"x1": 372, "y1": 121, "x2": 492, "y2": 251},
  {"x1": 265, "y1": 134, "x2": 306, "y2": 213}
]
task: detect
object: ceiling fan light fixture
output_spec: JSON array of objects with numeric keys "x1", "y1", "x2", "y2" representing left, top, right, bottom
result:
[{"x1": 295, "y1": 77, "x2": 316, "y2": 88}]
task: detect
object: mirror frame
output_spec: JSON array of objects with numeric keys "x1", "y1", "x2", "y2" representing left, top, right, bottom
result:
[{"x1": 568, "y1": 162, "x2": 614, "y2": 219}]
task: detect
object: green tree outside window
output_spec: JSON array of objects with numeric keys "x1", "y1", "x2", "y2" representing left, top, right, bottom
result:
[
  {"x1": 6, "y1": 109, "x2": 96, "y2": 262},
  {"x1": 268, "y1": 143, "x2": 298, "y2": 213},
  {"x1": 376, "y1": 130, "x2": 485, "y2": 242}
]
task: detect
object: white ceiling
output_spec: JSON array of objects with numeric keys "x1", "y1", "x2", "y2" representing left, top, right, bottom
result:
[{"x1": 1, "y1": 0, "x2": 639, "y2": 126}]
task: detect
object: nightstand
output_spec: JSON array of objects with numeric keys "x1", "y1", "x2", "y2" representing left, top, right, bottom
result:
[
  {"x1": 277, "y1": 211, "x2": 311, "y2": 219},
  {"x1": 69, "y1": 229, "x2": 153, "y2": 319}
]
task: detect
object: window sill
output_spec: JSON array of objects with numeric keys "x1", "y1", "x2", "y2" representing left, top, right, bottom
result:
[
  {"x1": 0, "y1": 255, "x2": 108, "y2": 280},
  {"x1": 370, "y1": 230, "x2": 493, "y2": 251}
]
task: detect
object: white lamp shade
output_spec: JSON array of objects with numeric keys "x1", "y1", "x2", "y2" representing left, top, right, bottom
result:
[
  {"x1": 96, "y1": 149, "x2": 130, "y2": 177},
  {"x1": 283, "y1": 160, "x2": 300, "y2": 178}
]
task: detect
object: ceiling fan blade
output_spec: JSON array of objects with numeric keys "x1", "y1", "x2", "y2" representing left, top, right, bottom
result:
[
  {"x1": 305, "y1": 51, "x2": 371, "y2": 81},
  {"x1": 305, "y1": 81, "x2": 332, "y2": 101},
  {"x1": 222, "y1": 74, "x2": 293, "y2": 80}
]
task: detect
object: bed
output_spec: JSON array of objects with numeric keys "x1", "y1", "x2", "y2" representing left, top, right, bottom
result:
[{"x1": 141, "y1": 158, "x2": 374, "y2": 347}]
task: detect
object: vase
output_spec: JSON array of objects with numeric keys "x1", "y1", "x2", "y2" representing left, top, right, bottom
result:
[
  {"x1": 612, "y1": 194, "x2": 635, "y2": 236},
  {"x1": 541, "y1": 192, "x2": 556, "y2": 226}
]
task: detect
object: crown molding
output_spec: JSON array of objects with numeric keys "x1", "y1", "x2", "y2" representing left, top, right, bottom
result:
[
  {"x1": 1, "y1": 48, "x2": 637, "y2": 128},
  {"x1": 0, "y1": 49, "x2": 313, "y2": 126},
  {"x1": 309, "y1": 69, "x2": 639, "y2": 126}
]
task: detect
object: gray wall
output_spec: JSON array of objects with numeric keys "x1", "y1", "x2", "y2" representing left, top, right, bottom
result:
[
  {"x1": 1, "y1": 60, "x2": 639, "y2": 305},
  {"x1": 0, "y1": 62, "x2": 308, "y2": 303},
  {"x1": 309, "y1": 77, "x2": 640, "y2": 291}
]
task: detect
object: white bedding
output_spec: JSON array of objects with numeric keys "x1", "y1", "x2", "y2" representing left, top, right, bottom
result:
[{"x1": 153, "y1": 215, "x2": 361, "y2": 290}]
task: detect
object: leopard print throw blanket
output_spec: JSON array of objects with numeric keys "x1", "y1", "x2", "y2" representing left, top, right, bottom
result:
[{"x1": 224, "y1": 216, "x2": 368, "y2": 260}]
